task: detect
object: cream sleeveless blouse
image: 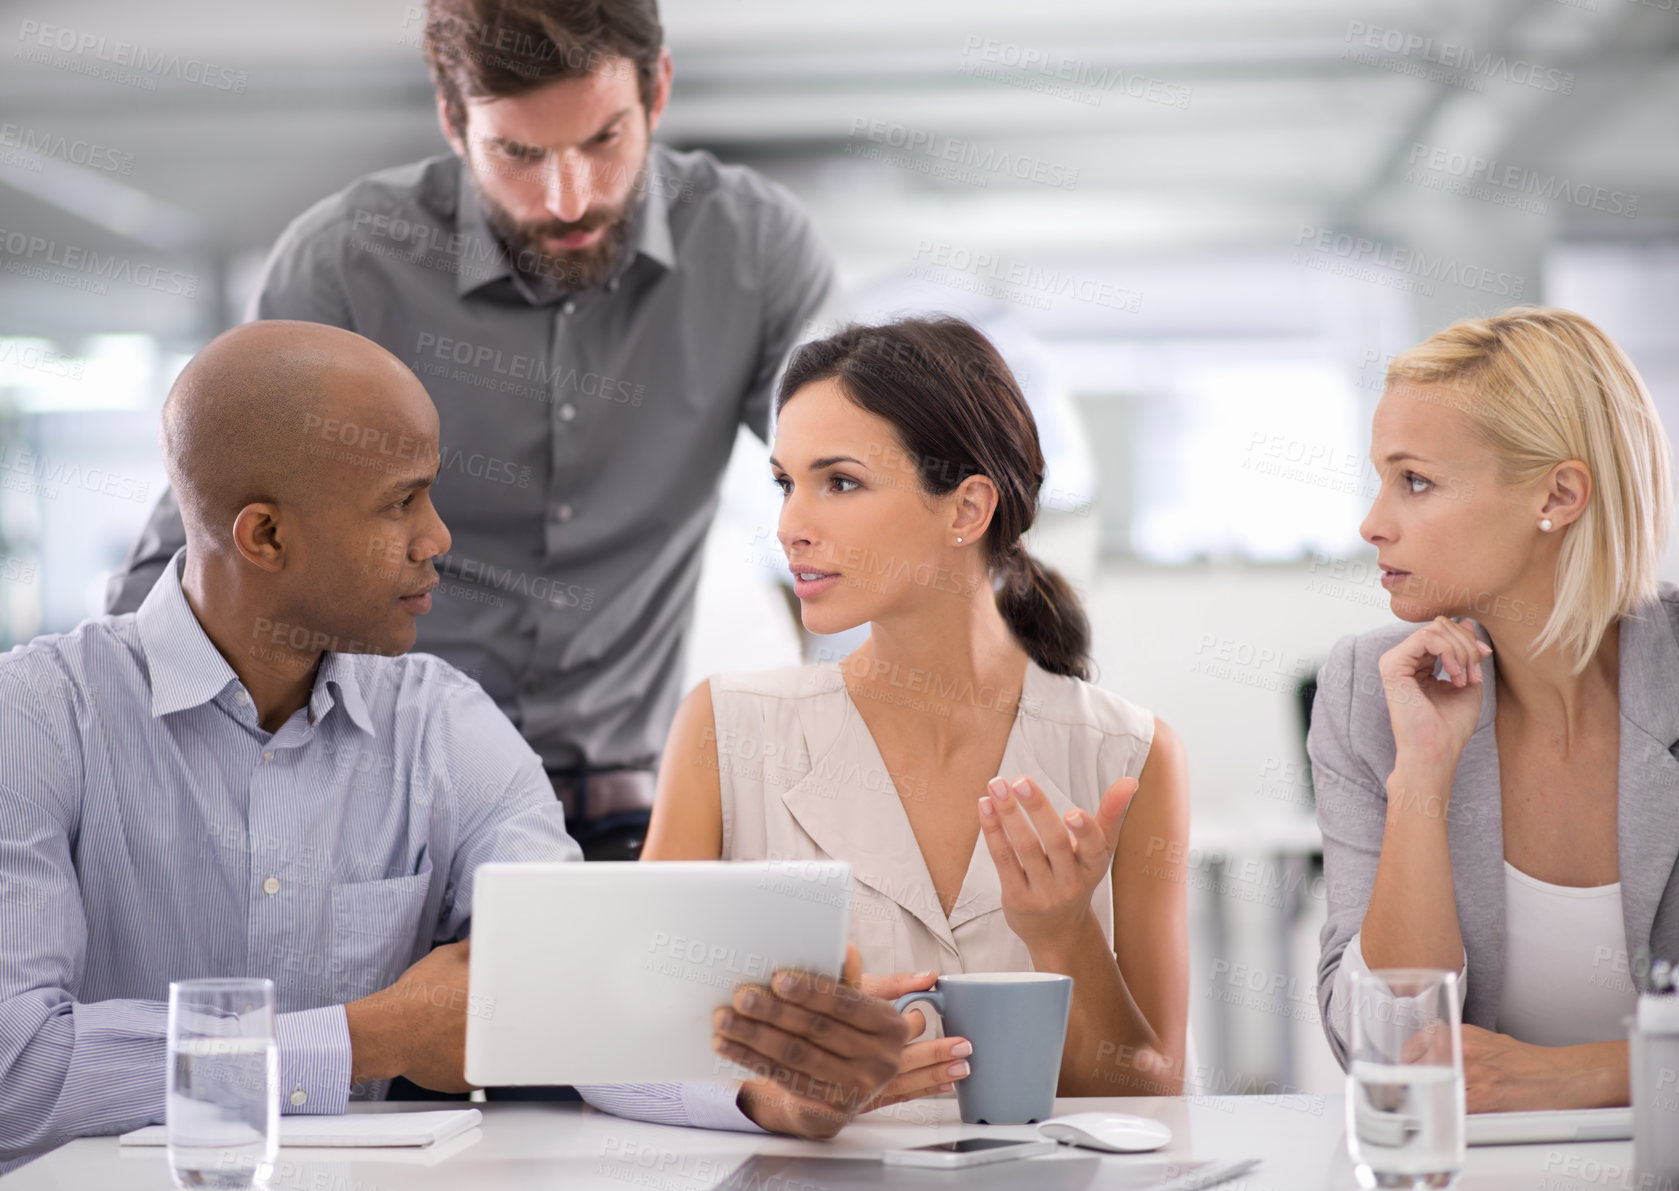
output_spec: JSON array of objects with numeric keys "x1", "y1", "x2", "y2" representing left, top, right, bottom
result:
[{"x1": 710, "y1": 658, "x2": 1156, "y2": 976}]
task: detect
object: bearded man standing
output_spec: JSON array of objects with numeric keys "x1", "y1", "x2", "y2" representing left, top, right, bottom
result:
[{"x1": 107, "y1": 0, "x2": 837, "y2": 861}]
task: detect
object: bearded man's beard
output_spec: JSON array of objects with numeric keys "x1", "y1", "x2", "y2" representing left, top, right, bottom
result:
[{"x1": 478, "y1": 183, "x2": 635, "y2": 294}]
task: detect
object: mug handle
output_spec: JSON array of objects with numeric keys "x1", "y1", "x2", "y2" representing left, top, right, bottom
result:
[{"x1": 893, "y1": 990, "x2": 944, "y2": 1028}]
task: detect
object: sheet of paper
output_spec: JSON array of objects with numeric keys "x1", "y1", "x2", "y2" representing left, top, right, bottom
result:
[{"x1": 119, "y1": 1109, "x2": 482, "y2": 1148}]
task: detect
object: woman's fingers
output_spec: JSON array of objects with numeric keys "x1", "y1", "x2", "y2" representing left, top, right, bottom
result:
[
  {"x1": 984, "y1": 773, "x2": 1139, "y2": 888},
  {"x1": 1420, "y1": 622, "x2": 1470, "y2": 684},
  {"x1": 1432, "y1": 618, "x2": 1478, "y2": 685},
  {"x1": 869, "y1": 1037, "x2": 972, "y2": 1106},
  {"x1": 1456, "y1": 619, "x2": 1492, "y2": 682},
  {"x1": 1066, "y1": 776, "x2": 1136, "y2": 874},
  {"x1": 1064, "y1": 804, "x2": 1106, "y2": 872},
  {"x1": 978, "y1": 796, "x2": 1030, "y2": 898},
  {"x1": 986, "y1": 777, "x2": 1053, "y2": 883},
  {"x1": 1010, "y1": 777, "x2": 1079, "y2": 873},
  {"x1": 1441, "y1": 617, "x2": 1488, "y2": 684},
  {"x1": 1093, "y1": 777, "x2": 1138, "y2": 848},
  {"x1": 1386, "y1": 616, "x2": 1489, "y2": 689}
]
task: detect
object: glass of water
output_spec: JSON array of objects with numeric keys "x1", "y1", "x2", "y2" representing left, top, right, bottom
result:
[
  {"x1": 1346, "y1": 968, "x2": 1465, "y2": 1189},
  {"x1": 167, "y1": 978, "x2": 279, "y2": 1190}
]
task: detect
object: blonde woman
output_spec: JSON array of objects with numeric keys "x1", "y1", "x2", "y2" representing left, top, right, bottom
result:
[
  {"x1": 645, "y1": 317, "x2": 1190, "y2": 1130},
  {"x1": 1312, "y1": 307, "x2": 1676, "y2": 1111}
]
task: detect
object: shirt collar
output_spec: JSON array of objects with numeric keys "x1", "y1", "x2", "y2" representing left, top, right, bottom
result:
[
  {"x1": 628, "y1": 146, "x2": 677, "y2": 272},
  {"x1": 135, "y1": 548, "x2": 240, "y2": 718},
  {"x1": 452, "y1": 165, "x2": 514, "y2": 299},
  {"x1": 452, "y1": 147, "x2": 676, "y2": 303},
  {"x1": 312, "y1": 651, "x2": 377, "y2": 737},
  {"x1": 134, "y1": 547, "x2": 375, "y2": 737}
]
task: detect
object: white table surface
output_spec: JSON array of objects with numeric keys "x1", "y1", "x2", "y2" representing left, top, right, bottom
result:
[{"x1": 0, "y1": 1095, "x2": 1635, "y2": 1191}]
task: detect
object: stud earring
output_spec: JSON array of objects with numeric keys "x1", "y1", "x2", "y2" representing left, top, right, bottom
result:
[
  {"x1": 1540, "y1": 518, "x2": 1553, "y2": 531},
  {"x1": 956, "y1": 537, "x2": 963, "y2": 544}
]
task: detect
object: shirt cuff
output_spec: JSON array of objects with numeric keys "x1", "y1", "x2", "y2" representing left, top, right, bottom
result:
[
  {"x1": 575, "y1": 1082, "x2": 766, "y2": 1133},
  {"x1": 681, "y1": 1082, "x2": 765, "y2": 1133},
  {"x1": 1329, "y1": 932, "x2": 1469, "y2": 1048},
  {"x1": 275, "y1": 1005, "x2": 351, "y2": 1115}
]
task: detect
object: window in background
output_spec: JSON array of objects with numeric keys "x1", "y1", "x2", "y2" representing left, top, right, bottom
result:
[
  {"x1": 1063, "y1": 339, "x2": 1369, "y2": 565},
  {"x1": 0, "y1": 334, "x2": 182, "y2": 645}
]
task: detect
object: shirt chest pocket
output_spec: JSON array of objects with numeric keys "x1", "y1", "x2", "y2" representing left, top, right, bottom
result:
[{"x1": 331, "y1": 869, "x2": 435, "y2": 997}]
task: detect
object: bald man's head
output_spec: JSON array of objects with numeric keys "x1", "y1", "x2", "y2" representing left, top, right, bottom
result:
[
  {"x1": 163, "y1": 320, "x2": 450, "y2": 659},
  {"x1": 164, "y1": 322, "x2": 401, "y2": 535}
]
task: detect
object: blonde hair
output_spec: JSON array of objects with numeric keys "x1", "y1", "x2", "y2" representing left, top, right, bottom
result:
[{"x1": 1385, "y1": 306, "x2": 1673, "y2": 673}]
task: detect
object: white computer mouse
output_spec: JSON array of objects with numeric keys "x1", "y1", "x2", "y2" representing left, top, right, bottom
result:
[{"x1": 1037, "y1": 1111, "x2": 1174, "y2": 1153}]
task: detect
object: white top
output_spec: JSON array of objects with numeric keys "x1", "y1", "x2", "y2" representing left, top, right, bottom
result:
[
  {"x1": 708, "y1": 658, "x2": 1155, "y2": 975},
  {"x1": 1494, "y1": 861, "x2": 1637, "y2": 1047}
]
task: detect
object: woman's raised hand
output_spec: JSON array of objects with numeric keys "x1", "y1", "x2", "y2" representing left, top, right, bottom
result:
[{"x1": 979, "y1": 774, "x2": 1138, "y2": 950}]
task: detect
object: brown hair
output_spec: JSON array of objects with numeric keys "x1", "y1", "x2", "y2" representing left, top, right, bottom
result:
[
  {"x1": 776, "y1": 317, "x2": 1093, "y2": 681},
  {"x1": 422, "y1": 0, "x2": 664, "y2": 139}
]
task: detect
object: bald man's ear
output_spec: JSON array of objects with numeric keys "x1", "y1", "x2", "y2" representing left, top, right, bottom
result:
[{"x1": 231, "y1": 503, "x2": 288, "y2": 574}]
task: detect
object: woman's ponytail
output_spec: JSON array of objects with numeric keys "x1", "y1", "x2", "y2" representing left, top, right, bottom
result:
[{"x1": 995, "y1": 540, "x2": 1092, "y2": 680}]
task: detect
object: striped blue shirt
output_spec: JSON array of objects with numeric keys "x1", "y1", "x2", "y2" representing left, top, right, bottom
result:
[{"x1": 0, "y1": 549, "x2": 756, "y2": 1172}]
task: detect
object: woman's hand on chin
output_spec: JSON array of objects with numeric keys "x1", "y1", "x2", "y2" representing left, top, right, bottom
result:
[
  {"x1": 979, "y1": 774, "x2": 1138, "y2": 953},
  {"x1": 1378, "y1": 616, "x2": 1491, "y2": 774}
]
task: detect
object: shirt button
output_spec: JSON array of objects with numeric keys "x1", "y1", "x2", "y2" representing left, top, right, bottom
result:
[
  {"x1": 289, "y1": 1088, "x2": 308, "y2": 1108},
  {"x1": 262, "y1": 750, "x2": 275, "y2": 762},
  {"x1": 559, "y1": 403, "x2": 576, "y2": 422},
  {"x1": 562, "y1": 299, "x2": 576, "y2": 315},
  {"x1": 234, "y1": 690, "x2": 249, "y2": 706},
  {"x1": 262, "y1": 876, "x2": 281, "y2": 896},
  {"x1": 553, "y1": 504, "x2": 573, "y2": 523}
]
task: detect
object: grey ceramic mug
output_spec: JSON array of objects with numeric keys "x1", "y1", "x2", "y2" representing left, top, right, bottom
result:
[{"x1": 894, "y1": 972, "x2": 1074, "y2": 1124}]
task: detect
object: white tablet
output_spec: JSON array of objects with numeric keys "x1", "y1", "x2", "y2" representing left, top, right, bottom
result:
[{"x1": 464, "y1": 860, "x2": 852, "y2": 1085}]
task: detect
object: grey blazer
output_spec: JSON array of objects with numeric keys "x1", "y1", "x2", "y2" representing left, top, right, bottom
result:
[{"x1": 1309, "y1": 583, "x2": 1679, "y2": 1066}]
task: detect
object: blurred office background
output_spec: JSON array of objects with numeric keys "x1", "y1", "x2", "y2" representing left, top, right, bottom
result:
[{"x1": 3, "y1": 0, "x2": 1677, "y2": 1096}]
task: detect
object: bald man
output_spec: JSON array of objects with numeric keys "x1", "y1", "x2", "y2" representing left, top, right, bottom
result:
[{"x1": 0, "y1": 322, "x2": 916, "y2": 1173}]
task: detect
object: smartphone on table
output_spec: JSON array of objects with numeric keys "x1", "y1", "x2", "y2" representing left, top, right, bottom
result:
[{"x1": 882, "y1": 1137, "x2": 1057, "y2": 1168}]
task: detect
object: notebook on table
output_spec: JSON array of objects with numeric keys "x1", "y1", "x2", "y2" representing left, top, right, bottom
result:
[
  {"x1": 119, "y1": 1108, "x2": 482, "y2": 1148},
  {"x1": 1467, "y1": 1107, "x2": 1632, "y2": 1145}
]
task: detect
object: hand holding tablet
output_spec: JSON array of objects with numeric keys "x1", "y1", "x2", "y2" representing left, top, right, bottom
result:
[
  {"x1": 726, "y1": 942, "x2": 919, "y2": 1138},
  {"x1": 465, "y1": 859, "x2": 922, "y2": 1136},
  {"x1": 466, "y1": 862, "x2": 875, "y2": 1063}
]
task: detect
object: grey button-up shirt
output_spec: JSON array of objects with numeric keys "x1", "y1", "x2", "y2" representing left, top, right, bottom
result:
[{"x1": 106, "y1": 145, "x2": 837, "y2": 774}]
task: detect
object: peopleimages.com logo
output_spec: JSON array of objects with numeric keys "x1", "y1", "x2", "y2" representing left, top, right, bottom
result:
[
  {"x1": 1403, "y1": 142, "x2": 1637, "y2": 218},
  {"x1": 1292, "y1": 225, "x2": 1525, "y2": 299},
  {"x1": 847, "y1": 117, "x2": 1081, "y2": 191},
  {"x1": 1341, "y1": 21, "x2": 1574, "y2": 94},
  {"x1": 15, "y1": 19, "x2": 249, "y2": 91},
  {"x1": 0, "y1": 228, "x2": 198, "y2": 297}
]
